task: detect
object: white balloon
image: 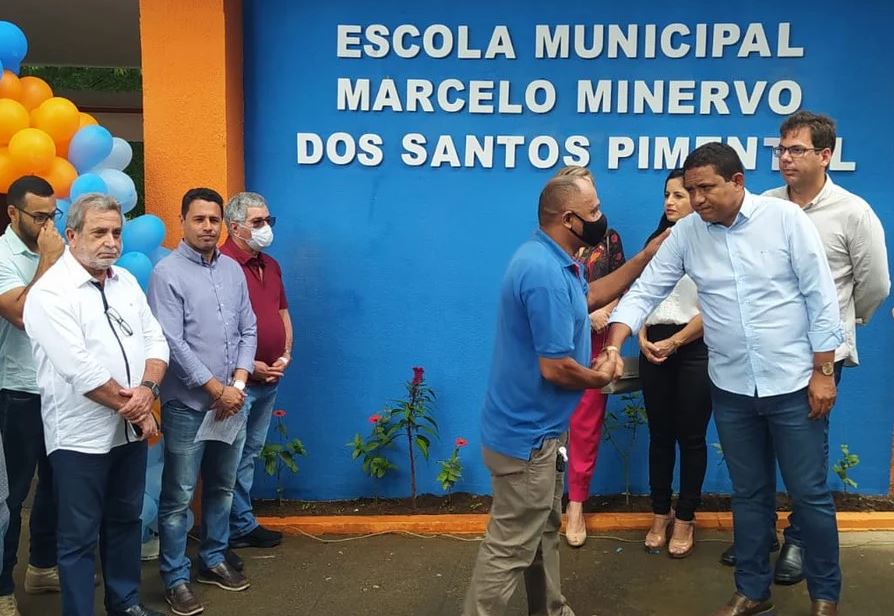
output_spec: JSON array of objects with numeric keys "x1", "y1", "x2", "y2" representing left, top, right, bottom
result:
[
  {"x1": 96, "y1": 137, "x2": 133, "y2": 171},
  {"x1": 98, "y1": 169, "x2": 138, "y2": 214}
]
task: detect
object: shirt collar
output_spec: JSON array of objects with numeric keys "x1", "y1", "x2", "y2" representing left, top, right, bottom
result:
[
  {"x1": 222, "y1": 236, "x2": 263, "y2": 266},
  {"x1": 534, "y1": 229, "x2": 579, "y2": 274},
  {"x1": 62, "y1": 249, "x2": 118, "y2": 288},
  {"x1": 799, "y1": 175, "x2": 835, "y2": 211},
  {"x1": 1, "y1": 228, "x2": 37, "y2": 257},
  {"x1": 176, "y1": 239, "x2": 220, "y2": 266}
]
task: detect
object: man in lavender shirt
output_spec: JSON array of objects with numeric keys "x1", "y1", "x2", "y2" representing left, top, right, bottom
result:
[{"x1": 148, "y1": 188, "x2": 257, "y2": 616}]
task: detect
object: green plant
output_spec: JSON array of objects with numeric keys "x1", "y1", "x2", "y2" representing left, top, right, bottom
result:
[
  {"x1": 258, "y1": 409, "x2": 306, "y2": 504},
  {"x1": 832, "y1": 443, "x2": 860, "y2": 492},
  {"x1": 712, "y1": 442, "x2": 726, "y2": 467},
  {"x1": 601, "y1": 393, "x2": 648, "y2": 504},
  {"x1": 437, "y1": 437, "x2": 468, "y2": 493},
  {"x1": 350, "y1": 366, "x2": 439, "y2": 508}
]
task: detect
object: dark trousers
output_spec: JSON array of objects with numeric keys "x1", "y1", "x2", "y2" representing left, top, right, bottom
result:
[
  {"x1": 0, "y1": 389, "x2": 56, "y2": 595},
  {"x1": 639, "y1": 324, "x2": 712, "y2": 521},
  {"x1": 50, "y1": 442, "x2": 147, "y2": 616}
]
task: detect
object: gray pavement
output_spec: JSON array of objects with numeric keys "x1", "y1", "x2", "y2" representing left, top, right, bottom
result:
[{"x1": 10, "y1": 529, "x2": 894, "y2": 615}]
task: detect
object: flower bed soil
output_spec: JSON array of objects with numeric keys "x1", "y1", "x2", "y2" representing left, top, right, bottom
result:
[{"x1": 253, "y1": 491, "x2": 894, "y2": 517}]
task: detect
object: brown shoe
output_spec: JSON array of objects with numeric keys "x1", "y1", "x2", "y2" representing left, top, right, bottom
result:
[
  {"x1": 644, "y1": 509, "x2": 675, "y2": 551},
  {"x1": 710, "y1": 593, "x2": 775, "y2": 616},
  {"x1": 196, "y1": 560, "x2": 250, "y2": 592},
  {"x1": 668, "y1": 518, "x2": 695, "y2": 559},
  {"x1": 164, "y1": 583, "x2": 204, "y2": 616},
  {"x1": 811, "y1": 600, "x2": 838, "y2": 616}
]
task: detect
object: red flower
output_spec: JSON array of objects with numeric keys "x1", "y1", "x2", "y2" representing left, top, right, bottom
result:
[
  {"x1": 272, "y1": 409, "x2": 286, "y2": 417},
  {"x1": 455, "y1": 437, "x2": 468, "y2": 448},
  {"x1": 369, "y1": 414, "x2": 381, "y2": 424},
  {"x1": 412, "y1": 366, "x2": 424, "y2": 385}
]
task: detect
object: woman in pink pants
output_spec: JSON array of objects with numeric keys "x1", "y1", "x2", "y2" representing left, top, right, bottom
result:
[{"x1": 554, "y1": 166, "x2": 626, "y2": 547}]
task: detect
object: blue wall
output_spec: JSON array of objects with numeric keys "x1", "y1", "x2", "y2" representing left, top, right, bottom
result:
[{"x1": 243, "y1": 0, "x2": 894, "y2": 499}]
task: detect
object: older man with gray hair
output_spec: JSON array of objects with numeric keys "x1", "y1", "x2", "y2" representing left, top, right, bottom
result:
[
  {"x1": 23, "y1": 193, "x2": 169, "y2": 616},
  {"x1": 220, "y1": 192, "x2": 292, "y2": 550}
]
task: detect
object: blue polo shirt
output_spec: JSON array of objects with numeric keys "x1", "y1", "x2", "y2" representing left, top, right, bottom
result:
[{"x1": 480, "y1": 229, "x2": 591, "y2": 460}]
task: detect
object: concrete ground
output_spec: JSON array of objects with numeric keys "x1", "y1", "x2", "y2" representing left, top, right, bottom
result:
[{"x1": 9, "y1": 528, "x2": 894, "y2": 615}]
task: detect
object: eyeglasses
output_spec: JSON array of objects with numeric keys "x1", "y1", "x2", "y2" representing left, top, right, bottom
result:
[
  {"x1": 242, "y1": 216, "x2": 276, "y2": 230},
  {"x1": 772, "y1": 145, "x2": 825, "y2": 158},
  {"x1": 106, "y1": 306, "x2": 133, "y2": 337},
  {"x1": 14, "y1": 206, "x2": 63, "y2": 225}
]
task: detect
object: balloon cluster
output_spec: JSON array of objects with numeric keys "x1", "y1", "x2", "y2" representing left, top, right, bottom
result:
[{"x1": 0, "y1": 21, "x2": 167, "y2": 290}]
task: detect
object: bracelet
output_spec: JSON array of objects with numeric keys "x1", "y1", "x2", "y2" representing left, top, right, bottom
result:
[
  {"x1": 278, "y1": 356, "x2": 290, "y2": 366},
  {"x1": 212, "y1": 385, "x2": 225, "y2": 402},
  {"x1": 604, "y1": 345, "x2": 620, "y2": 354}
]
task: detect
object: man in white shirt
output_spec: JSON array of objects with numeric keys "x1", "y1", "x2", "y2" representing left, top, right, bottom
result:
[
  {"x1": 0, "y1": 176, "x2": 65, "y2": 615},
  {"x1": 23, "y1": 194, "x2": 169, "y2": 616},
  {"x1": 721, "y1": 112, "x2": 891, "y2": 588}
]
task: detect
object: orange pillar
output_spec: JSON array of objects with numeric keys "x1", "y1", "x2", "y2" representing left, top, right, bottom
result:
[{"x1": 139, "y1": 0, "x2": 244, "y2": 245}]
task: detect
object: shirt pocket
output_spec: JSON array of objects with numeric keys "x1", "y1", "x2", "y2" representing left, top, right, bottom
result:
[{"x1": 759, "y1": 248, "x2": 793, "y2": 281}]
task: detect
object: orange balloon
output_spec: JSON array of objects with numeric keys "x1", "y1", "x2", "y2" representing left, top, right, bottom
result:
[
  {"x1": 0, "y1": 99, "x2": 29, "y2": 146},
  {"x1": 56, "y1": 139, "x2": 70, "y2": 159},
  {"x1": 17, "y1": 77, "x2": 54, "y2": 112},
  {"x1": 41, "y1": 156, "x2": 78, "y2": 198},
  {"x1": 0, "y1": 71, "x2": 22, "y2": 101},
  {"x1": 0, "y1": 148, "x2": 20, "y2": 193},
  {"x1": 78, "y1": 112, "x2": 98, "y2": 128},
  {"x1": 32, "y1": 97, "x2": 81, "y2": 145},
  {"x1": 8, "y1": 128, "x2": 56, "y2": 174}
]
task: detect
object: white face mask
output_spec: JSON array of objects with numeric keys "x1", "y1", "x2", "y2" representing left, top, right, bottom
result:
[{"x1": 242, "y1": 223, "x2": 273, "y2": 251}]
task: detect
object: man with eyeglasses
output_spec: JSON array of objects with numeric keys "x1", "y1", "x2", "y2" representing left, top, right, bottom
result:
[
  {"x1": 22, "y1": 193, "x2": 168, "y2": 616},
  {"x1": 148, "y1": 188, "x2": 257, "y2": 616},
  {"x1": 0, "y1": 176, "x2": 66, "y2": 615},
  {"x1": 717, "y1": 113, "x2": 890, "y2": 598},
  {"x1": 220, "y1": 193, "x2": 291, "y2": 551}
]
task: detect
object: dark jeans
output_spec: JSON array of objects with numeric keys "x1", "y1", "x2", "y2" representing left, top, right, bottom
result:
[
  {"x1": 639, "y1": 325, "x2": 712, "y2": 521},
  {"x1": 0, "y1": 389, "x2": 56, "y2": 595},
  {"x1": 50, "y1": 442, "x2": 147, "y2": 616},
  {"x1": 782, "y1": 361, "x2": 844, "y2": 548},
  {"x1": 713, "y1": 384, "x2": 840, "y2": 602}
]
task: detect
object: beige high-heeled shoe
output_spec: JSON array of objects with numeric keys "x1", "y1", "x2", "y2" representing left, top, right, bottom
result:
[
  {"x1": 668, "y1": 518, "x2": 696, "y2": 559},
  {"x1": 644, "y1": 510, "x2": 675, "y2": 551},
  {"x1": 564, "y1": 501, "x2": 587, "y2": 547}
]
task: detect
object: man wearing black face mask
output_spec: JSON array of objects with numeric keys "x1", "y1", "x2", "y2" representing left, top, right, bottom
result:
[{"x1": 463, "y1": 173, "x2": 668, "y2": 616}]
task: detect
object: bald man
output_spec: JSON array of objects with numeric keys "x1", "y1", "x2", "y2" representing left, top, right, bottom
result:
[{"x1": 463, "y1": 172, "x2": 666, "y2": 616}]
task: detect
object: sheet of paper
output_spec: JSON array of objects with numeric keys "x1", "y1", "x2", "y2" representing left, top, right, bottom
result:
[{"x1": 194, "y1": 407, "x2": 248, "y2": 445}]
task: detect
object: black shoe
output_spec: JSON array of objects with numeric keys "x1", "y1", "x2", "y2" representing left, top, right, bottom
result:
[
  {"x1": 773, "y1": 542, "x2": 805, "y2": 585},
  {"x1": 721, "y1": 537, "x2": 781, "y2": 567},
  {"x1": 165, "y1": 582, "x2": 204, "y2": 616},
  {"x1": 229, "y1": 525, "x2": 282, "y2": 549},
  {"x1": 196, "y1": 561, "x2": 250, "y2": 592},
  {"x1": 109, "y1": 605, "x2": 167, "y2": 616},
  {"x1": 225, "y1": 548, "x2": 244, "y2": 572}
]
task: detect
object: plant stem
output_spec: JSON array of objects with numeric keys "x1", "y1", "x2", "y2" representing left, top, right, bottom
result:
[{"x1": 407, "y1": 423, "x2": 417, "y2": 509}]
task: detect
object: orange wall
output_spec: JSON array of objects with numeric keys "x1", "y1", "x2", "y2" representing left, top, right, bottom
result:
[{"x1": 139, "y1": 0, "x2": 244, "y2": 245}]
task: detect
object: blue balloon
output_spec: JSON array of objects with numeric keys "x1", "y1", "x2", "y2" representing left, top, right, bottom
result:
[
  {"x1": 98, "y1": 169, "x2": 138, "y2": 214},
  {"x1": 55, "y1": 199, "x2": 71, "y2": 235},
  {"x1": 0, "y1": 22, "x2": 27, "y2": 70},
  {"x1": 69, "y1": 173, "x2": 108, "y2": 201},
  {"x1": 116, "y1": 252, "x2": 153, "y2": 292},
  {"x1": 149, "y1": 246, "x2": 172, "y2": 265},
  {"x1": 68, "y1": 125, "x2": 114, "y2": 174},
  {"x1": 121, "y1": 214, "x2": 166, "y2": 255},
  {"x1": 94, "y1": 137, "x2": 133, "y2": 172}
]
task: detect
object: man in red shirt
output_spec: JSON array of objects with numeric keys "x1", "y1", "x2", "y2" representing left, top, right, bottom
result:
[{"x1": 220, "y1": 192, "x2": 293, "y2": 549}]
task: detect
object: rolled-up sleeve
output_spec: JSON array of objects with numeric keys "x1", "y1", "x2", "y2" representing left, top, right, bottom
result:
[
  {"x1": 787, "y1": 208, "x2": 844, "y2": 352},
  {"x1": 610, "y1": 226, "x2": 687, "y2": 334},
  {"x1": 24, "y1": 286, "x2": 112, "y2": 394},
  {"x1": 147, "y1": 269, "x2": 213, "y2": 388},
  {"x1": 234, "y1": 274, "x2": 257, "y2": 374}
]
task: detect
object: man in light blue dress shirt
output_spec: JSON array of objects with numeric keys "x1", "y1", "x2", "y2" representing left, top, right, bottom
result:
[{"x1": 604, "y1": 143, "x2": 843, "y2": 616}]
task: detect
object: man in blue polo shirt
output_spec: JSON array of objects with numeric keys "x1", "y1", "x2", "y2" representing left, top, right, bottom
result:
[{"x1": 463, "y1": 173, "x2": 666, "y2": 616}]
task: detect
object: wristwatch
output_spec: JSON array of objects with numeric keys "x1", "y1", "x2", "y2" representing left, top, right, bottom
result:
[
  {"x1": 815, "y1": 361, "x2": 835, "y2": 377},
  {"x1": 140, "y1": 380, "x2": 160, "y2": 400},
  {"x1": 233, "y1": 379, "x2": 246, "y2": 392}
]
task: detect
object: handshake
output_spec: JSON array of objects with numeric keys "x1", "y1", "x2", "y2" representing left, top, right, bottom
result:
[{"x1": 590, "y1": 346, "x2": 625, "y2": 388}]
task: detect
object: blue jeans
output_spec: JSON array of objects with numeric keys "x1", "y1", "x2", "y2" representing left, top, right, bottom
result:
[
  {"x1": 0, "y1": 390, "x2": 56, "y2": 595},
  {"x1": 783, "y1": 363, "x2": 844, "y2": 548},
  {"x1": 158, "y1": 401, "x2": 247, "y2": 589},
  {"x1": 141, "y1": 437, "x2": 165, "y2": 543},
  {"x1": 712, "y1": 384, "x2": 840, "y2": 602},
  {"x1": 50, "y1": 442, "x2": 147, "y2": 616},
  {"x1": 230, "y1": 383, "x2": 279, "y2": 539}
]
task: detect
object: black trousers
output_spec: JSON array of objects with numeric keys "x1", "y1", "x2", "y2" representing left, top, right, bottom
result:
[
  {"x1": 639, "y1": 324, "x2": 712, "y2": 521},
  {"x1": 0, "y1": 389, "x2": 56, "y2": 595}
]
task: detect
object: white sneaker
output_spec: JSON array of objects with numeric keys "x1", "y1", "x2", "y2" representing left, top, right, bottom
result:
[
  {"x1": 141, "y1": 535, "x2": 160, "y2": 561},
  {"x1": 24, "y1": 565, "x2": 60, "y2": 594},
  {"x1": 0, "y1": 593, "x2": 21, "y2": 616}
]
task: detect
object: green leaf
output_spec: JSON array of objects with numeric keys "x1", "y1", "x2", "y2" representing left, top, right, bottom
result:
[
  {"x1": 415, "y1": 435, "x2": 430, "y2": 459},
  {"x1": 279, "y1": 451, "x2": 299, "y2": 473},
  {"x1": 264, "y1": 456, "x2": 277, "y2": 476}
]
